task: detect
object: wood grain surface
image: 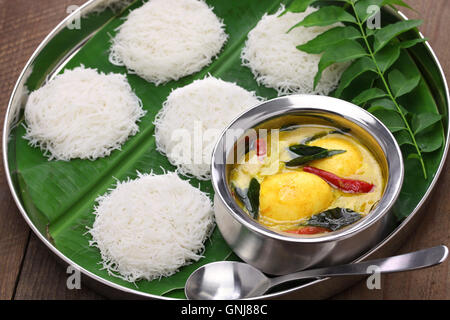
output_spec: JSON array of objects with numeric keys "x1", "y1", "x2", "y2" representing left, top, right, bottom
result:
[{"x1": 0, "y1": 0, "x2": 448, "y2": 300}]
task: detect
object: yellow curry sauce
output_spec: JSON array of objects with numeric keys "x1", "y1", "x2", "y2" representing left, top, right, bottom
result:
[{"x1": 230, "y1": 125, "x2": 385, "y2": 235}]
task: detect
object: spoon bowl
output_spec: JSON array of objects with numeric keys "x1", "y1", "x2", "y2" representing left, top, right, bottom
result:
[
  {"x1": 185, "y1": 245, "x2": 448, "y2": 300},
  {"x1": 185, "y1": 261, "x2": 270, "y2": 300}
]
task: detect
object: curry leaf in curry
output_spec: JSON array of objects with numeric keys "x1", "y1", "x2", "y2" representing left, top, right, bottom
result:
[
  {"x1": 285, "y1": 127, "x2": 351, "y2": 145},
  {"x1": 232, "y1": 178, "x2": 260, "y2": 219},
  {"x1": 233, "y1": 185, "x2": 251, "y2": 211},
  {"x1": 299, "y1": 127, "x2": 352, "y2": 145},
  {"x1": 285, "y1": 144, "x2": 346, "y2": 167},
  {"x1": 300, "y1": 131, "x2": 329, "y2": 144},
  {"x1": 305, "y1": 207, "x2": 363, "y2": 231},
  {"x1": 289, "y1": 144, "x2": 328, "y2": 155},
  {"x1": 247, "y1": 178, "x2": 260, "y2": 219},
  {"x1": 288, "y1": 0, "x2": 443, "y2": 179},
  {"x1": 330, "y1": 127, "x2": 351, "y2": 135}
]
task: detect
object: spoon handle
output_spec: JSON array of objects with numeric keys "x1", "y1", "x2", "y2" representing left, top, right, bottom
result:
[{"x1": 269, "y1": 245, "x2": 448, "y2": 288}]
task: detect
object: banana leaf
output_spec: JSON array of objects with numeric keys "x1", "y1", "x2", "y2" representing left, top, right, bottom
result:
[
  {"x1": 14, "y1": 0, "x2": 286, "y2": 299},
  {"x1": 10, "y1": 0, "x2": 447, "y2": 299}
]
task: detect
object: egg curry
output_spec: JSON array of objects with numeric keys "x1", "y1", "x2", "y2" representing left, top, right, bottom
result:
[{"x1": 230, "y1": 125, "x2": 385, "y2": 235}]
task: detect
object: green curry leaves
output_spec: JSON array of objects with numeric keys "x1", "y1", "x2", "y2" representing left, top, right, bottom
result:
[
  {"x1": 286, "y1": 0, "x2": 444, "y2": 179},
  {"x1": 286, "y1": 144, "x2": 346, "y2": 167},
  {"x1": 296, "y1": 26, "x2": 361, "y2": 54},
  {"x1": 288, "y1": 6, "x2": 356, "y2": 30},
  {"x1": 305, "y1": 208, "x2": 363, "y2": 231},
  {"x1": 314, "y1": 40, "x2": 368, "y2": 86},
  {"x1": 373, "y1": 19, "x2": 423, "y2": 53},
  {"x1": 233, "y1": 178, "x2": 260, "y2": 219}
]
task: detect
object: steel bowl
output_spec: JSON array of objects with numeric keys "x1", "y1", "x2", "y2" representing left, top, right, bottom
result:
[{"x1": 211, "y1": 94, "x2": 404, "y2": 275}]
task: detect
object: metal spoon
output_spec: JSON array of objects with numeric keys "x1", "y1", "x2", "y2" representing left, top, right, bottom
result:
[{"x1": 185, "y1": 245, "x2": 448, "y2": 300}]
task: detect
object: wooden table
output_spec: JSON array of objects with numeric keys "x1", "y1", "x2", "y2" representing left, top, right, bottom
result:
[{"x1": 0, "y1": 0, "x2": 448, "y2": 300}]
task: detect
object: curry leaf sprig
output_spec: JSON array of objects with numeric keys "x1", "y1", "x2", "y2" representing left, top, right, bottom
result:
[{"x1": 286, "y1": 0, "x2": 443, "y2": 179}]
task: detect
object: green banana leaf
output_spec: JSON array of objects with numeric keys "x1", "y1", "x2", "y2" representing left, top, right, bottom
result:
[
  {"x1": 10, "y1": 0, "x2": 447, "y2": 299},
  {"x1": 14, "y1": 0, "x2": 286, "y2": 299}
]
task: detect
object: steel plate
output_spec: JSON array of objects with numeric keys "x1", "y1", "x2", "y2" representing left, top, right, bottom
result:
[{"x1": 2, "y1": 0, "x2": 448, "y2": 299}]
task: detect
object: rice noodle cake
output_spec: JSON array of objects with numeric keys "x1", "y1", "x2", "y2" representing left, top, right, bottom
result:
[
  {"x1": 109, "y1": 0, "x2": 228, "y2": 85},
  {"x1": 88, "y1": 172, "x2": 214, "y2": 282},
  {"x1": 154, "y1": 76, "x2": 261, "y2": 180},
  {"x1": 241, "y1": 6, "x2": 348, "y2": 95},
  {"x1": 23, "y1": 66, "x2": 146, "y2": 161}
]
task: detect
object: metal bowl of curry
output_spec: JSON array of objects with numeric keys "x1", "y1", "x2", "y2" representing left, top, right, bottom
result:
[{"x1": 211, "y1": 94, "x2": 404, "y2": 275}]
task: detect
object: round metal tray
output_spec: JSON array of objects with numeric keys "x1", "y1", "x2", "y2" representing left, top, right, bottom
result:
[{"x1": 3, "y1": 0, "x2": 449, "y2": 299}]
